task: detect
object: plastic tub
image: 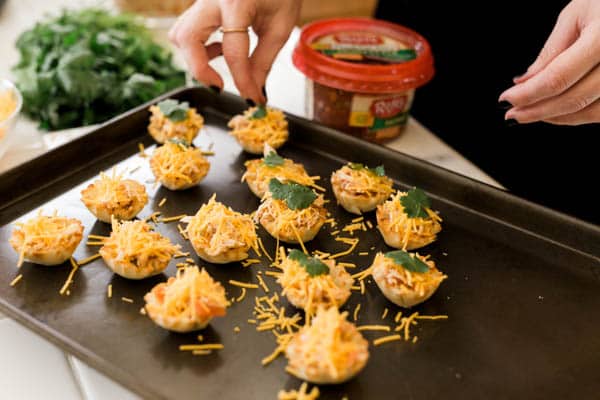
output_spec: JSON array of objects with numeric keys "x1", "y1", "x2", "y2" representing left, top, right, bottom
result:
[
  {"x1": 293, "y1": 18, "x2": 434, "y2": 143},
  {"x1": 0, "y1": 80, "x2": 22, "y2": 160}
]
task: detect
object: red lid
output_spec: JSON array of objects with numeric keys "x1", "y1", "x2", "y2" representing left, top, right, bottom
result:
[{"x1": 293, "y1": 17, "x2": 435, "y2": 94}]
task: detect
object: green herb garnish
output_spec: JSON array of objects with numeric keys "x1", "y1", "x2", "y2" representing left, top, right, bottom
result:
[
  {"x1": 249, "y1": 105, "x2": 267, "y2": 119},
  {"x1": 348, "y1": 162, "x2": 386, "y2": 177},
  {"x1": 384, "y1": 250, "x2": 429, "y2": 273},
  {"x1": 288, "y1": 249, "x2": 329, "y2": 276},
  {"x1": 400, "y1": 187, "x2": 431, "y2": 219},
  {"x1": 269, "y1": 178, "x2": 317, "y2": 210},
  {"x1": 157, "y1": 99, "x2": 189, "y2": 122},
  {"x1": 263, "y1": 151, "x2": 284, "y2": 167},
  {"x1": 12, "y1": 8, "x2": 185, "y2": 130},
  {"x1": 168, "y1": 138, "x2": 190, "y2": 147}
]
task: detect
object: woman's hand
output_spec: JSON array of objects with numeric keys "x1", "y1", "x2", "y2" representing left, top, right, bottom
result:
[
  {"x1": 169, "y1": 0, "x2": 301, "y2": 105},
  {"x1": 499, "y1": 0, "x2": 600, "y2": 125}
]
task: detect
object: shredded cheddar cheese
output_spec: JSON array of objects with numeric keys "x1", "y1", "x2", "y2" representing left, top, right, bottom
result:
[
  {"x1": 100, "y1": 219, "x2": 180, "y2": 279},
  {"x1": 228, "y1": 106, "x2": 288, "y2": 154},
  {"x1": 81, "y1": 170, "x2": 148, "y2": 223},
  {"x1": 277, "y1": 252, "x2": 352, "y2": 315},
  {"x1": 187, "y1": 194, "x2": 258, "y2": 263},
  {"x1": 371, "y1": 252, "x2": 447, "y2": 308},
  {"x1": 331, "y1": 165, "x2": 394, "y2": 214},
  {"x1": 9, "y1": 274, "x2": 23, "y2": 287},
  {"x1": 243, "y1": 155, "x2": 320, "y2": 198},
  {"x1": 150, "y1": 142, "x2": 210, "y2": 190},
  {"x1": 373, "y1": 334, "x2": 402, "y2": 346},
  {"x1": 255, "y1": 194, "x2": 327, "y2": 245},
  {"x1": 376, "y1": 191, "x2": 442, "y2": 250},
  {"x1": 145, "y1": 266, "x2": 229, "y2": 332},
  {"x1": 148, "y1": 104, "x2": 203, "y2": 144},
  {"x1": 278, "y1": 382, "x2": 320, "y2": 400},
  {"x1": 10, "y1": 212, "x2": 83, "y2": 268},
  {"x1": 357, "y1": 325, "x2": 391, "y2": 332},
  {"x1": 285, "y1": 307, "x2": 369, "y2": 384}
]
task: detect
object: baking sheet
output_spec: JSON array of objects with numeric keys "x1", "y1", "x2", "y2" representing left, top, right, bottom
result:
[{"x1": 0, "y1": 87, "x2": 599, "y2": 400}]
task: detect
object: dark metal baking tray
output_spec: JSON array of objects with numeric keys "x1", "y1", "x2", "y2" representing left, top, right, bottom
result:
[{"x1": 0, "y1": 87, "x2": 599, "y2": 400}]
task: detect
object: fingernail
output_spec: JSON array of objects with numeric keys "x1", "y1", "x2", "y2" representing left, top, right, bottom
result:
[
  {"x1": 513, "y1": 74, "x2": 524, "y2": 81},
  {"x1": 498, "y1": 100, "x2": 512, "y2": 110},
  {"x1": 505, "y1": 118, "x2": 519, "y2": 127},
  {"x1": 261, "y1": 86, "x2": 267, "y2": 99},
  {"x1": 246, "y1": 98, "x2": 256, "y2": 107},
  {"x1": 209, "y1": 85, "x2": 222, "y2": 94}
]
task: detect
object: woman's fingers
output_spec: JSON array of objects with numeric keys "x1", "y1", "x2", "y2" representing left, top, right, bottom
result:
[
  {"x1": 250, "y1": 28, "x2": 292, "y2": 97},
  {"x1": 205, "y1": 42, "x2": 223, "y2": 60},
  {"x1": 543, "y1": 98, "x2": 600, "y2": 125},
  {"x1": 251, "y1": 3, "x2": 300, "y2": 94},
  {"x1": 220, "y1": 0, "x2": 264, "y2": 104},
  {"x1": 170, "y1": 1, "x2": 223, "y2": 89},
  {"x1": 506, "y1": 64, "x2": 600, "y2": 123},
  {"x1": 500, "y1": 23, "x2": 600, "y2": 109},
  {"x1": 513, "y1": 4, "x2": 579, "y2": 84}
]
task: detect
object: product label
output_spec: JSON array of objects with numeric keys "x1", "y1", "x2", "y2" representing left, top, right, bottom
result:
[
  {"x1": 311, "y1": 31, "x2": 416, "y2": 63},
  {"x1": 349, "y1": 91, "x2": 414, "y2": 130}
]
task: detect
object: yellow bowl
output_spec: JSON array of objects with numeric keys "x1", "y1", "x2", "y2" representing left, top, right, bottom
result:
[{"x1": 0, "y1": 79, "x2": 23, "y2": 160}]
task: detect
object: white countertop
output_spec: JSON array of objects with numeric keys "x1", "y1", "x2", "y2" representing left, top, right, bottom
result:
[{"x1": 0, "y1": 1, "x2": 499, "y2": 399}]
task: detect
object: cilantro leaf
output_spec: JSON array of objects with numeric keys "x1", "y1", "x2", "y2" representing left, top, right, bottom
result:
[
  {"x1": 400, "y1": 187, "x2": 431, "y2": 218},
  {"x1": 269, "y1": 179, "x2": 317, "y2": 210},
  {"x1": 348, "y1": 162, "x2": 386, "y2": 177},
  {"x1": 373, "y1": 165, "x2": 386, "y2": 177},
  {"x1": 288, "y1": 249, "x2": 330, "y2": 276},
  {"x1": 157, "y1": 99, "x2": 189, "y2": 122},
  {"x1": 384, "y1": 250, "x2": 430, "y2": 273},
  {"x1": 348, "y1": 162, "x2": 364, "y2": 171},
  {"x1": 249, "y1": 105, "x2": 267, "y2": 119},
  {"x1": 263, "y1": 151, "x2": 284, "y2": 167},
  {"x1": 168, "y1": 138, "x2": 190, "y2": 147}
]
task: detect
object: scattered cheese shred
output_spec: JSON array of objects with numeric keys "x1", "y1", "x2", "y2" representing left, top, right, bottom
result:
[
  {"x1": 158, "y1": 197, "x2": 167, "y2": 207},
  {"x1": 242, "y1": 258, "x2": 261, "y2": 267},
  {"x1": 229, "y1": 280, "x2": 259, "y2": 289},
  {"x1": 278, "y1": 382, "x2": 320, "y2": 400},
  {"x1": 373, "y1": 334, "x2": 402, "y2": 346},
  {"x1": 121, "y1": 297, "x2": 134, "y2": 303},
  {"x1": 88, "y1": 234, "x2": 108, "y2": 241},
  {"x1": 357, "y1": 325, "x2": 391, "y2": 332},
  {"x1": 236, "y1": 288, "x2": 247, "y2": 302},
  {"x1": 353, "y1": 303, "x2": 361, "y2": 321},
  {"x1": 179, "y1": 343, "x2": 224, "y2": 351},
  {"x1": 161, "y1": 214, "x2": 186, "y2": 223},
  {"x1": 330, "y1": 237, "x2": 359, "y2": 259},
  {"x1": 395, "y1": 311, "x2": 403, "y2": 323},
  {"x1": 138, "y1": 142, "x2": 146, "y2": 157},
  {"x1": 258, "y1": 237, "x2": 272, "y2": 262},
  {"x1": 257, "y1": 274, "x2": 270, "y2": 293},
  {"x1": 9, "y1": 274, "x2": 23, "y2": 287},
  {"x1": 107, "y1": 284, "x2": 112, "y2": 299},
  {"x1": 59, "y1": 260, "x2": 79, "y2": 295},
  {"x1": 381, "y1": 308, "x2": 389, "y2": 320}
]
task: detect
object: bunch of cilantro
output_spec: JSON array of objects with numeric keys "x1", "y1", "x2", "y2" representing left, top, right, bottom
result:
[{"x1": 12, "y1": 8, "x2": 186, "y2": 130}]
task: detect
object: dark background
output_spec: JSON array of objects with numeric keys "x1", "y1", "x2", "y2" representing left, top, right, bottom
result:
[{"x1": 376, "y1": 0, "x2": 598, "y2": 224}]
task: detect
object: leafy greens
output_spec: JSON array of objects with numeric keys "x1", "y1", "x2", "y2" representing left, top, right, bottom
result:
[{"x1": 12, "y1": 8, "x2": 186, "y2": 130}]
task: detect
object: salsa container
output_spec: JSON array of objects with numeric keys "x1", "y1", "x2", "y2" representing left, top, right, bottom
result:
[
  {"x1": 0, "y1": 87, "x2": 599, "y2": 400},
  {"x1": 293, "y1": 18, "x2": 434, "y2": 143}
]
